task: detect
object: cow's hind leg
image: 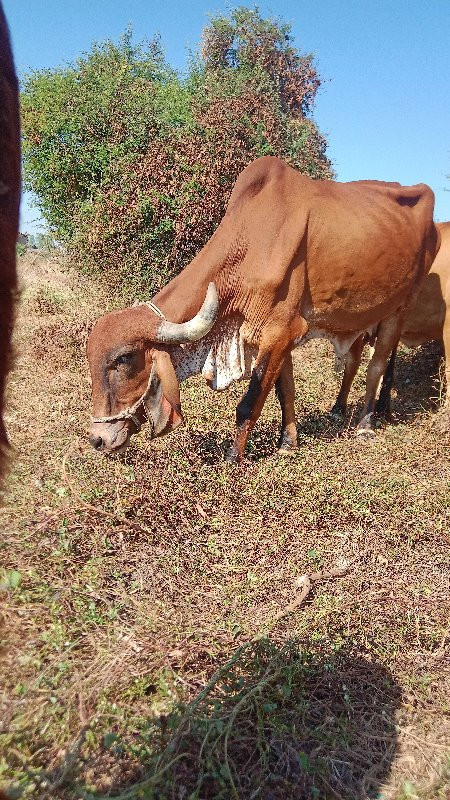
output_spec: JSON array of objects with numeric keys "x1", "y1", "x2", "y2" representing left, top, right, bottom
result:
[
  {"x1": 442, "y1": 311, "x2": 450, "y2": 411},
  {"x1": 374, "y1": 345, "x2": 397, "y2": 420},
  {"x1": 275, "y1": 352, "x2": 297, "y2": 453},
  {"x1": 357, "y1": 316, "x2": 402, "y2": 435},
  {"x1": 436, "y1": 309, "x2": 450, "y2": 429},
  {"x1": 330, "y1": 335, "x2": 365, "y2": 418}
]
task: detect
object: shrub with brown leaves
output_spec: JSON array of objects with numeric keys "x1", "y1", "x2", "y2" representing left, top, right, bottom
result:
[{"x1": 22, "y1": 8, "x2": 333, "y2": 299}]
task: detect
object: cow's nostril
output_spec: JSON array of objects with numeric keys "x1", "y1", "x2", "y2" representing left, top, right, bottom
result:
[{"x1": 90, "y1": 435, "x2": 104, "y2": 451}]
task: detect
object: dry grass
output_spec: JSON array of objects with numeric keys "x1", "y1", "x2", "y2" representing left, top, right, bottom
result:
[{"x1": 0, "y1": 252, "x2": 449, "y2": 799}]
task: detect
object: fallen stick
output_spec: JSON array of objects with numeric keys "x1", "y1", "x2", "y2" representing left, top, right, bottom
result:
[{"x1": 272, "y1": 564, "x2": 352, "y2": 624}]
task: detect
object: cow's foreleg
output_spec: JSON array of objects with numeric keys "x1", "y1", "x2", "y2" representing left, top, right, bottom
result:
[
  {"x1": 228, "y1": 340, "x2": 293, "y2": 463},
  {"x1": 275, "y1": 353, "x2": 297, "y2": 453},
  {"x1": 330, "y1": 335, "x2": 365, "y2": 418},
  {"x1": 357, "y1": 316, "x2": 402, "y2": 435}
]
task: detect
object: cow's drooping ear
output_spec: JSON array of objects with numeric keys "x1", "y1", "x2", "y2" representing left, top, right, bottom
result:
[{"x1": 151, "y1": 349, "x2": 184, "y2": 431}]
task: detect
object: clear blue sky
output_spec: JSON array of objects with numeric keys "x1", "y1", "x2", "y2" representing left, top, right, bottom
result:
[{"x1": 4, "y1": 0, "x2": 450, "y2": 232}]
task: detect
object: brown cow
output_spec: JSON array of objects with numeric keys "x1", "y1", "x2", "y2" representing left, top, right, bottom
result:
[
  {"x1": 0, "y1": 4, "x2": 20, "y2": 481},
  {"x1": 87, "y1": 156, "x2": 439, "y2": 462},
  {"x1": 331, "y1": 220, "x2": 450, "y2": 422}
]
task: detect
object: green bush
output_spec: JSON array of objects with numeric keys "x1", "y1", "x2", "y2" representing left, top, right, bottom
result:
[{"x1": 21, "y1": 8, "x2": 333, "y2": 299}]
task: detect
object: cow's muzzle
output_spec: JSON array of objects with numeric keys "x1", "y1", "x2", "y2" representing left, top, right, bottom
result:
[{"x1": 89, "y1": 420, "x2": 133, "y2": 455}]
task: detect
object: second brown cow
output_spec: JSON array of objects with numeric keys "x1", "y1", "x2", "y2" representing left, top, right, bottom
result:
[{"x1": 332, "y1": 221, "x2": 450, "y2": 423}]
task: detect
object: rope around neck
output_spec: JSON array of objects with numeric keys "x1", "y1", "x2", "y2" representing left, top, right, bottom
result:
[
  {"x1": 143, "y1": 300, "x2": 166, "y2": 319},
  {"x1": 91, "y1": 300, "x2": 166, "y2": 430}
]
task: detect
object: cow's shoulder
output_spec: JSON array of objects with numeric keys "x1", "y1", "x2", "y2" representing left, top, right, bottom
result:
[
  {"x1": 437, "y1": 220, "x2": 450, "y2": 238},
  {"x1": 431, "y1": 221, "x2": 450, "y2": 288}
]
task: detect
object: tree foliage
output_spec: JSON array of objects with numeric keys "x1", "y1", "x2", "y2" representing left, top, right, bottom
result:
[{"x1": 21, "y1": 8, "x2": 333, "y2": 297}]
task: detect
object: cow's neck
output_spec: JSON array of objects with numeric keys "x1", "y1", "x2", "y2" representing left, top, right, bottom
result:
[
  {"x1": 150, "y1": 245, "x2": 221, "y2": 383},
  {"x1": 151, "y1": 231, "x2": 223, "y2": 324},
  {"x1": 144, "y1": 222, "x2": 248, "y2": 386}
]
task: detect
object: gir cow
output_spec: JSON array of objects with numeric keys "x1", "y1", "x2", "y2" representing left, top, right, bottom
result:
[
  {"x1": 0, "y1": 4, "x2": 20, "y2": 481},
  {"x1": 87, "y1": 156, "x2": 439, "y2": 462},
  {"x1": 331, "y1": 221, "x2": 450, "y2": 422}
]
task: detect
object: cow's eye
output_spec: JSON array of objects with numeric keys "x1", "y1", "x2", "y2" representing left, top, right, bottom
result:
[{"x1": 116, "y1": 353, "x2": 133, "y2": 366}]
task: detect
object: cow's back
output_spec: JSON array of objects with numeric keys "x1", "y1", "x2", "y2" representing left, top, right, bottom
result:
[
  {"x1": 0, "y1": 3, "x2": 20, "y2": 479},
  {"x1": 302, "y1": 178, "x2": 437, "y2": 331},
  {"x1": 401, "y1": 221, "x2": 450, "y2": 346},
  {"x1": 220, "y1": 160, "x2": 436, "y2": 331}
]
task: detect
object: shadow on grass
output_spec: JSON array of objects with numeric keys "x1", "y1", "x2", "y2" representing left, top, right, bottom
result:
[
  {"x1": 187, "y1": 413, "x2": 342, "y2": 465},
  {"x1": 391, "y1": 341, "x2": 444, "y2": 420},
  {"x1": 187, "y1": 425, "x2": 280, "y2": 465},
  {"x1": 77, "y1": 639, "x2": 400, "y2": 800}
]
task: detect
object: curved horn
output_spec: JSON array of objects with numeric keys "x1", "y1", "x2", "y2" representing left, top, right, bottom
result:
[{"x1": 154, "y1": 283, "x2": 219, "y2": 344}]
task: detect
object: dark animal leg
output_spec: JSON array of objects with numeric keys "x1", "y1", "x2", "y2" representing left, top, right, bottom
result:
[
  {"x1": 375, "y1": 345, "x2": 397, "y2": 420},
  {"x1": 275, "y1": 353, "x2": 298, "y2": 452},
  {"x1": 357, "y1": 316, "x2": 402, "y2": 435},
  {"x1": 330, "y1": 335, "x2": 365, "y2": 418}
]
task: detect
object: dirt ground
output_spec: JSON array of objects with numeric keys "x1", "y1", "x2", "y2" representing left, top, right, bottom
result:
[{"x1": 0, "y1": 251, "x2": 449, "y2": 799}]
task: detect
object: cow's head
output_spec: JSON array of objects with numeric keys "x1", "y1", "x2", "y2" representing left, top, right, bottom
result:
[{"x1": 87, "y1": 283, "x2": 218, "y2": 454}]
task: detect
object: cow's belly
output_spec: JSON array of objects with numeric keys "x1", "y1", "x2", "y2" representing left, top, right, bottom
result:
[
  {"x1": 294, "y1": 327, "x2": 375, "y2": 369},
  {"x1": 400, "y1": 331, "x2": 442, "y2": 348},
  {"x1": 294, "y1": 328, "x2": 361, "y2": 354}
]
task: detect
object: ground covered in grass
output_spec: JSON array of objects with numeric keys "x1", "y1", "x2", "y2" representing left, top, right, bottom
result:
[{"x1": 0, "y1": 253, "x2": 449, "y2": 799}]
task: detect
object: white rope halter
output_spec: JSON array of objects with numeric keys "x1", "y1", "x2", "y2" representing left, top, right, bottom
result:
[
  {"x1": 91, "y1": 301, "x2": 166, "y2": 432},
  {"x1": 143, "y1": 300, "x2": 166, "y2": 320}
]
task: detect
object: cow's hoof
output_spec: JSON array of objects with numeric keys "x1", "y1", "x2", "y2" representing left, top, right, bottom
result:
[
  {"x1": 277, "y1": 445, "x2": 297, "y2": 456},
  {"x1": 225, "y1": 446, "x2": 242, "y2": 465},
  {"x1": 277, "y1": 431, "x2": 298, "y2": 455},
  {"x1": 356, "y1": 414, "x2": 377, "y2": 437},
  {"x1": 356, "y1": 427, "x2": 376, "y2": 438},
  {"x1": 328, "y1": 405, "x2": 346, "y2": 421}
]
